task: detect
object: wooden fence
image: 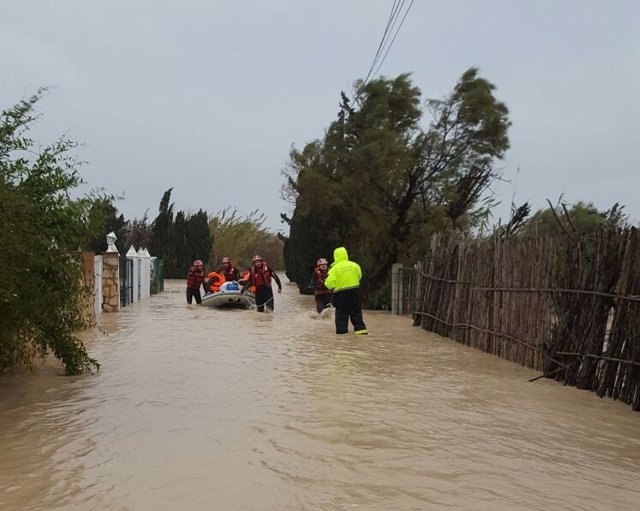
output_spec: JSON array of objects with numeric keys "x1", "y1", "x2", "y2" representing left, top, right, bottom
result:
[{"x1": 413, "y1": 229, "x2": 640, "y2": 411}]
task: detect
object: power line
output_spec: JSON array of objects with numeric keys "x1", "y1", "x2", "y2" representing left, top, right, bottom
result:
[
  {"x1": 362, "y1": 0, "x2": 405, "y2": 86},
  {"x1": 371, "y1": 0, "x2": 415, "y2": 79},
  {"x1": 362, "y1": 0, "x2": 399, "y2": 85},
  {"x1": 353, "y1": 0, "x2": 415, "y2": 108}
]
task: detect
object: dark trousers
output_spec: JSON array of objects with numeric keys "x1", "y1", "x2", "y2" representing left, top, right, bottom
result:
[
  {"x1": 255, "y1": 285, "x2": 274, "y2": 312},
  {"x1": 332, "y1": 288, "x2": 366, "y2": 334},
  {"x1": 187, "y1": 287, "x2": 202, "y2": 304},
  {"x1": 315, "y1": 293, "x2": 332, "y2": 313}
]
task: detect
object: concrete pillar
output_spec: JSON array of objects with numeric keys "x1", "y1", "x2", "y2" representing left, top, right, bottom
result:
[
  {"x1": 102, "y1": 252, "x2": 120, "y2": 312},
  {"x1": 94, "y1": 255, "x2": 103, "y2": 315},
  {"x1": 391, "y1": 263, "x2": 403, "y2": 315},
  {"x1": 140, "y1": 248, "x2": 151, "y2": 299}
]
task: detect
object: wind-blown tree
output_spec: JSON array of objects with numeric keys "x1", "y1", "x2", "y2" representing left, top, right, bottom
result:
[
  {"x1": 88, "y1": 198, "x2": 127, "y2": 253},
  {"x1": 151, "y1": 188, "x2": 176, "y2": 274},
  {"x1": 0, "y1": 91, "x2": 101, "y2": 374},
  {"x1": 521, "y1": 200, "x2": 628, "y2": 237},
  {"x1": 149, "y1": 189, "x2": 212, "y2": 277},
  {"x1": 209, "y1": 208, "x2": 284, "y2": 270},
  {"x1": 173, "y1": 210, "x2": 188, "y2": 273},
  {"x1": 182, "y1": 209, "x2": 212, "y2": 273},
  {"x1": 120, "y1": 213, "x2": 152, "y2": 254},
  {"x1": 495, "y1": 202, "x2": 532, "y2": 238},
  {"x1": 259, "y1": 235, "x2": 285, "y2": 271},
  {"x1": 280, "y1": 209, "x2": 343, "y2": 294},
  {"x1": 282, "y1": 69, "x2": 510, "y2": 303}
]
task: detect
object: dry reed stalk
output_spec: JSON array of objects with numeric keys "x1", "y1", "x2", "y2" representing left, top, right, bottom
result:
[{"x1": 413, "y1": 229, "x2": 640, "y2": 411}]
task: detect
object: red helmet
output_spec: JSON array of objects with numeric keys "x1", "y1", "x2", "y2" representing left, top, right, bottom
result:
[
  {"x1": 194, "y1": 260, "x2": 203, "y2": 267},
  {"x1": 222, "y1": 257, "x2": 231, "y2": 263},
  {"x1": 317, "y1": 258, "x2": 328, "y2": 266},
  {"x1": 252, "y1": 254, "x2": 263, "y2": 263}
]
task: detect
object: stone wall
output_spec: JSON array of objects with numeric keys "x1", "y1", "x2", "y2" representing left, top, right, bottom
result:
[
  {"x1": 78, "y1": 251, "x2": 96, "y2": 326},
  {"x1": 102, "y1": 253, "x2": 120, "y2": 312}
]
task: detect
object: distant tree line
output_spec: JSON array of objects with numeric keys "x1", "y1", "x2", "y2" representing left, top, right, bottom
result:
[
  {"x1": 208, "y1": 207, "x2": 284, "y2": 271},
  {"x1": 91, "y1": 188, "x2": 284, "y2": 278}
]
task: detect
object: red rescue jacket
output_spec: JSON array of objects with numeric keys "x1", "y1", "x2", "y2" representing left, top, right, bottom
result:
[
  {"x1": 187, "y1": 267, "x2": 205, "y2": 289},
  {"x1": 313, "y1": 267, "x2": 331, "y2": 295},
  {"x1": 222, "y1": 265, "x2": 240, "y2": 282},
  {"x1": 248, "y1": 263, "x2": 282, "y2": 290}
]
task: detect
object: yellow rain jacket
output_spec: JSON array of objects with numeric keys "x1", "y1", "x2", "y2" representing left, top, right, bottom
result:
[{"x1": 325, "y1": 247, "x2": 362, "y2": 292}]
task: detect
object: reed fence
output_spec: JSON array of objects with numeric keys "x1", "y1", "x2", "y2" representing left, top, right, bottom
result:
[{"x1": 413, "y1": 229, "x2": 640, "y2": 411}]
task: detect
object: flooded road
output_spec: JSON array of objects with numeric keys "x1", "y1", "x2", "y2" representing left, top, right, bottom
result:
[{"x1": 1, "y1": 280, "x2": 639, "y2": 510}]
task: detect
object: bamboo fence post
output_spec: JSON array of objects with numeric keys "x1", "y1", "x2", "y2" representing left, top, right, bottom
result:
[{"x1": 412, "y1": 228, "x2": 640, "y2": 411}]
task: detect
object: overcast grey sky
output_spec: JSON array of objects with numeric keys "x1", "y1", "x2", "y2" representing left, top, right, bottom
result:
[{"x1": 2, "y1": 1, "x2": 638, "y2": 232}]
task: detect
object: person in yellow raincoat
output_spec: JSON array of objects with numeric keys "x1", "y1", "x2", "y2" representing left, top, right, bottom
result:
[{"x1": 324, "y1": 247, "x2": 368, "y2": 335}]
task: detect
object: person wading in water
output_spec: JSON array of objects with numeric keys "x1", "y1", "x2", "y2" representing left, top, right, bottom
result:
[
  {"x1": 324, "y1": 247, "x2": 368, "y2": 335},
  {"x1": 311, "y1": 258, "x2": 332, "y2": 313},
  {"x1": 242, "y1": 255, "x2": 282, "y2": 312},
  {"x1": 186, "y1": 259, "x2": 206, "y2": 304},
  {"x1": 220, "y1": 256, "x2": 240, "y2": 282}
]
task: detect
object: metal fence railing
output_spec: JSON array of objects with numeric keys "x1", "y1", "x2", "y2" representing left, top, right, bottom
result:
[
  {"x1": 151, "y1": 258, "x2": 164, "y2": 295},
  {"x1": 120, "y1": 257, "x2": 134, "y2": 307}
]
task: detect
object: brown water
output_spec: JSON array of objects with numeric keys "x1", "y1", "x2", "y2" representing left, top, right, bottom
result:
[{"x1": 1, "y1": 280, "x2": 639, "y2": 511}]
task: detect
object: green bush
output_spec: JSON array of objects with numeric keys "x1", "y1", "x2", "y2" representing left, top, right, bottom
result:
[{"x1": 0, "y1": 91, "x2": 100, "y2": 374}]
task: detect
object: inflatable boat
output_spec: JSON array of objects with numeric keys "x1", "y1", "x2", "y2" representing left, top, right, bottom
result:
[{"x1": 201, "y1": 281, "x2": 255, "y2": 309}]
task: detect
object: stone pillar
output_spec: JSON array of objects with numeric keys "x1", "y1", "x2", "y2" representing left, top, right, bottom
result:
[
  {"x1": 79, "y1": 251, "x2": 96, "y2": 326},
  {"x1": 391, "y1": 263, "x2": 403, "y2": 315},
  {"x1": 102, "y1": 252, "x2": 120, "y2": 312}
]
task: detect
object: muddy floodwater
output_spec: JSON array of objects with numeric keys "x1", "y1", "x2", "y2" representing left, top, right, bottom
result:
[{"x1": 1, "y1": 280, "x2": 639, "y2": 510}]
